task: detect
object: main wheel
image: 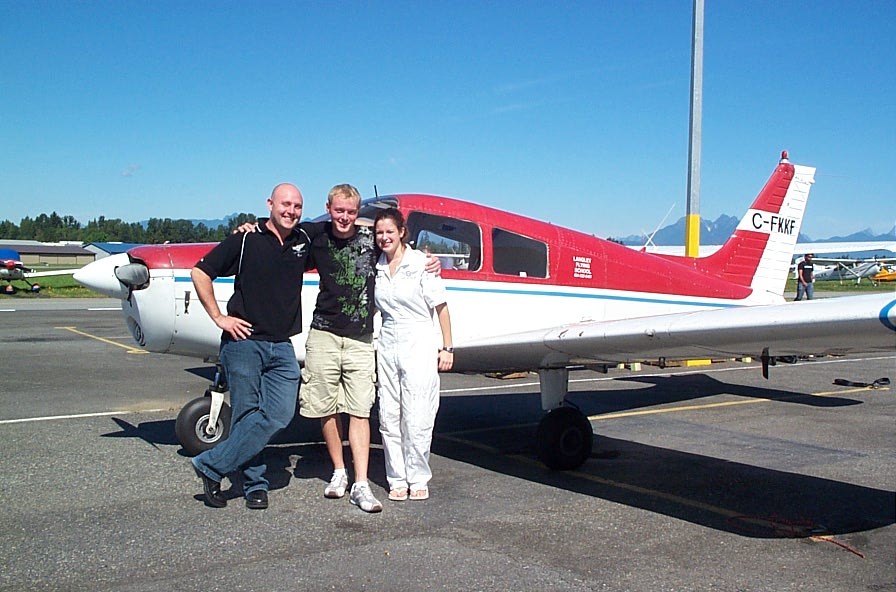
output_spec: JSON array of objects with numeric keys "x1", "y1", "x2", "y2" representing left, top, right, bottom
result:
[
  {"x1": 175, "y1": 396, "x2": 232, "y2": 456},
  {"x1": 536, "y1": 407, "x2": 593, "y2": 470}
]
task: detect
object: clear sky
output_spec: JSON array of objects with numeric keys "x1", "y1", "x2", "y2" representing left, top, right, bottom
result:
[{"x1": 2, "y1": 0, "x2": 894, "y2": 240}]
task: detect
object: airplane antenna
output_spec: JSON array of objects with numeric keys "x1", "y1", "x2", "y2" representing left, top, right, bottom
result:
[
  {"x1": 642, "y1": 203, "x2": 676, "y2": 250},
  {"x1": 374, "y1": 185, "x2": 379, "y2": 197}
]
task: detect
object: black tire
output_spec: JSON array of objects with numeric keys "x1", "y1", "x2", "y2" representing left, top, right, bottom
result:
[
  {"x1": 536, "y1": 407, "x2": 593, "y2": 470},
  {"x1": 175, "y1": 396, "x2": 232, "y2": 456}
]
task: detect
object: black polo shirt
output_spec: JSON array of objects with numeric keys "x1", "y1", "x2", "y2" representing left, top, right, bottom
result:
[{"x1": 195, "y1": 225, "x2": 311, "y2": 342}]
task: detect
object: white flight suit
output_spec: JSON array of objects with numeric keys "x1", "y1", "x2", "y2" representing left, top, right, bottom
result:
[{"x1": 375, "y1": 247, "x2": 447, "y2": 491}]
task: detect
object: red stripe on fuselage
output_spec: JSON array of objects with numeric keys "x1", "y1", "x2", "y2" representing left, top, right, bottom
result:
[
  {"x1": 126, "y1": 160, "x2": 794, "y2": 303},
  {"x1": 392, "y1": 195, "x2": 751, "y2": 300},
  {"x1": 128, "y1": 243, "x2": 216, "y2": 269}
]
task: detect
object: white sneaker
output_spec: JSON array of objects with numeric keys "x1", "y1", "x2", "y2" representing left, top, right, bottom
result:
[
  {"x1": 349, "y1": 482, "x2": 383, "y2": 513},
  {"x1": 324, "y1": 472, "x2": 349, "y2": 499}
]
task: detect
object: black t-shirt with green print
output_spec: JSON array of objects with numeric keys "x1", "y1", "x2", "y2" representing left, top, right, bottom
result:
[{"x1": 304, "y1": 221, "x2": 377, "y2": 338}]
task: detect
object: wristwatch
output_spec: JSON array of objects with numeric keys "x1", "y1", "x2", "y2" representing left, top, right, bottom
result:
[{"x1": 441, "y1": 347, "x2": 455, "y2": 353}]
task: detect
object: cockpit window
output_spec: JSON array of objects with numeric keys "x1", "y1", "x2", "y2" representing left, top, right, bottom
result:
[
  {"x1": 492, "y1": 228, "x2": 548, "y2": 278},
  {"x1": 406, "y1": 212, "x2": 482, "y2": 271}
]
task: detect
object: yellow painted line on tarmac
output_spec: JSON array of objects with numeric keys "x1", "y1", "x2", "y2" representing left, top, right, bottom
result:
[
  {"x1": 442, "y1": 432, "x2": 864, "y2": 543},
  {"x1": 588, "y1": 386, "x2": 885, "y2": 422},
  {"x1": 437, "y1": 383, "x2": 889, "y2": 531},
  {"x1": 438, "y1": 432, "x2": 745, "y2": 520},
  {"x1": 526, "y1": 452, "x2": 744, "y2": 518},
  {"x1": 590, "y1": 398, "x2": 769, "y2": 421},
  {"x1": 56, "y1": 326, "x2": 147, "y2": 354}
]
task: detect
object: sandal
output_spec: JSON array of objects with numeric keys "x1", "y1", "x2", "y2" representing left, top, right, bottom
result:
[
  {"x1": 409, "y1": 487, "x2": 429, "y2": 501},
  {"x1": 388, "y1": 488, "x2": 408, "y2": 501}
]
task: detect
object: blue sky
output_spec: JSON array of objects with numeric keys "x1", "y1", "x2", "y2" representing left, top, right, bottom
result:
[{"x1": 2, "y1": 1, "x2": 894, "y2": 240}]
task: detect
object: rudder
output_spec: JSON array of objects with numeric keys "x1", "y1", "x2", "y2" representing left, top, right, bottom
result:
[{"x1": 697, "y1": 153, "x2": 815, "y2": 299}]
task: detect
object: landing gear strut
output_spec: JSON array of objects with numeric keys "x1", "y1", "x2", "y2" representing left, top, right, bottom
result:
[
  {"x1": 174, "y1": 364, "x2": 231, "y2": 456},
  {"x1": 534, "y1": 368, "x2": 594, "y2": 470}
]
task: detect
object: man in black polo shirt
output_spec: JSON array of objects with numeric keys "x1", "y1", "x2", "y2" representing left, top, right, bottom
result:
[{"x1": 190, "y1": 183, "x2": 310, "y2": 509}]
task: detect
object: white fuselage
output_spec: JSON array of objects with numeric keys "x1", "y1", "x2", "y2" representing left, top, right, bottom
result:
[{"x1": 113, "y1": 257, "x2": 768, "y2": 369}]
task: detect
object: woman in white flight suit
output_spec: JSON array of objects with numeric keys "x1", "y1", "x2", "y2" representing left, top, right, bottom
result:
[{"x1": 373, "y1": 208, "x2": 454, "y2": 501}]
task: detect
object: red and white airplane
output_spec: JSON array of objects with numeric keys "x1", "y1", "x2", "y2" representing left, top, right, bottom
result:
[
  {"x1": 1, "y1": 248, "x2": 79, "y2": 294},
  {"x1": 73, "y1": 153, "x2": 896, "y2": 469}
]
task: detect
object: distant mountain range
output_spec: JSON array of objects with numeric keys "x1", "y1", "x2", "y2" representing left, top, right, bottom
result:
[
  {"x1": 164, "y1": 212, "x2": 895, "y2": 246},
  {"x1": 614, "y1": 214, "x2": 896, "y2": 246},
  {"x1": 186, "y1": 213, "x2": 244, "y2": 228},
  {"x1": 138, "y1": 213, "x2": 247, "y2": 229}
]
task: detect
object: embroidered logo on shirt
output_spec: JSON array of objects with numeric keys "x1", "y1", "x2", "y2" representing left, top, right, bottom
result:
[{"x1": 292, "y1": 243, "x2": 307, "y2": 257}]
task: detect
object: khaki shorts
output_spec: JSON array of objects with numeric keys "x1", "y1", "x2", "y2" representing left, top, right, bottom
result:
[{"x1": 300, "y1": 328, "x2": 376, "y2": 418}]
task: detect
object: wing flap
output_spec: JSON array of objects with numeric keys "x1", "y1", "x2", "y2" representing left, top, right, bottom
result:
[{"x1": 454, "y1": 294, "x2": 896, "y2": 372}]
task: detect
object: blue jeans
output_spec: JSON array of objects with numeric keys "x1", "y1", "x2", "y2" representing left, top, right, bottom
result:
[
  {"x1": 193, "y1": 338, "x2": 299, "y2": 495},
  {"x1": 795, "y1": 281, "x2": 814, "y2": 301}
]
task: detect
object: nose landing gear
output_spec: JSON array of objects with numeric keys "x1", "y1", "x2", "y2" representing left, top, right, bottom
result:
[{"x1": 174, "y1": 365, "x2": 232, "y2": 456}]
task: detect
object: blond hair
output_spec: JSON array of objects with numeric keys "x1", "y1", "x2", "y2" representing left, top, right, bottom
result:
[{"x1": 327, "y1": 183, "x2": 361, "y2": 206}]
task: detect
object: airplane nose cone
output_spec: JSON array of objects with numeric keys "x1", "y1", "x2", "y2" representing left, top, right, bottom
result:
[{"x1": 74, "y1": 253, "x2": 132, "y2": 299}]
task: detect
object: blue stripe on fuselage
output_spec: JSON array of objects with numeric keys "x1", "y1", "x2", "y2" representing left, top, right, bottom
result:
[
  {"x1": 443, "y1": 284, "x2": 740, "y2": 308},
  {"x1": 880, "y1": 299, "x2": 896, "y2": 332},
  {"x1": 174, "y1": 276, "x2": 739, "y2": 309}
]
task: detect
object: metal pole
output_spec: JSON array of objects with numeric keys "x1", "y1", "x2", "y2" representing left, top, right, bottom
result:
[{"x1": 685, "y1": 0, "x2": 703, "y2": 258}]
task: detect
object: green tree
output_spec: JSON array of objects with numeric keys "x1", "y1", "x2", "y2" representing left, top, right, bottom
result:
[
  {"x1": 0, "y1": 220, "x2": 19, "y2": 239},
  {"x1": 227, "y1": 213, "x2": 257, "y2": 232}
]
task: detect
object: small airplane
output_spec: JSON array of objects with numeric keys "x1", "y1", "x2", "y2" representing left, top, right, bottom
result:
[
  {"x1": 0, "y1": 247, "x2": 80, "y2": 294},
  {"x1": 872, "y1": 265, "x2": 896, "y2": 283},
  {"x1": 812, "y1": 258, "x2": 891, "y2": 283},
  {"x1": 73, "y1": 152, "x2": 896, "y2": 470}
]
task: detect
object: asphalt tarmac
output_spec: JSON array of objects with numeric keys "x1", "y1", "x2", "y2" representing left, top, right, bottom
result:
[{"x1": 1, "y1": 298, "x2": 894, "y2": 591}]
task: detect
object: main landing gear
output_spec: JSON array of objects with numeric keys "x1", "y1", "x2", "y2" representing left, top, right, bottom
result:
[
  {"x1": 534, "y1": 368, "x2": 594, "y2": 470},
  {"x1": 174, "y1": 364, "x2": 232, "y2": 456}
]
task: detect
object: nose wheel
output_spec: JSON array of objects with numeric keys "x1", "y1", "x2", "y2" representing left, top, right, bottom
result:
[
  {"x1": 536, "y1": 406, "x2": 593, "y2": 470},
  {"x1": 175, "y1": 393, "x2": 232, "y2": 456}
]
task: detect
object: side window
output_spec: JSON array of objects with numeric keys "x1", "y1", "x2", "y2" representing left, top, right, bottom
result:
[
  {"x1": 492, "y1": 228, "x2": 548, "y2": 278},
  {"x1": 406, "y1": 212, "x2": 482, "y2": 271}
]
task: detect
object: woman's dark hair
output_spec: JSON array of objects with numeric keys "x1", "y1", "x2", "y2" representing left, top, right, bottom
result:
[{"x1": 373, "y1": 207, "x2": 408, "y2": 244}]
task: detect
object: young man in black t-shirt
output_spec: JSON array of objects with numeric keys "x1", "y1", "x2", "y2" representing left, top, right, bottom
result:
[
  {"x1": 301, "y1": 184, "x2": 443, "y2": 513},
  {"x1": 300, "y1": 184, "x2": 384, "y2": 512}
]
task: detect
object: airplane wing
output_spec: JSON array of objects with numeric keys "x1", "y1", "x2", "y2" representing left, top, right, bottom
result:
[
  {"x1": 793, "y1": 241, "x2": 896, "y2": 256},
  {"x1": 23, "y1": 268, "x2": 82, "y2": 278},
  {"x1": 455, "y1": 293, "x2": 896, "y2": 373}
]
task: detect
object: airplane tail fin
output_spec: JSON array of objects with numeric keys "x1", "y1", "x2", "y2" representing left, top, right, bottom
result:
[{"x1": 696, "y1": 152, "x2": 816, "y2": 298}]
